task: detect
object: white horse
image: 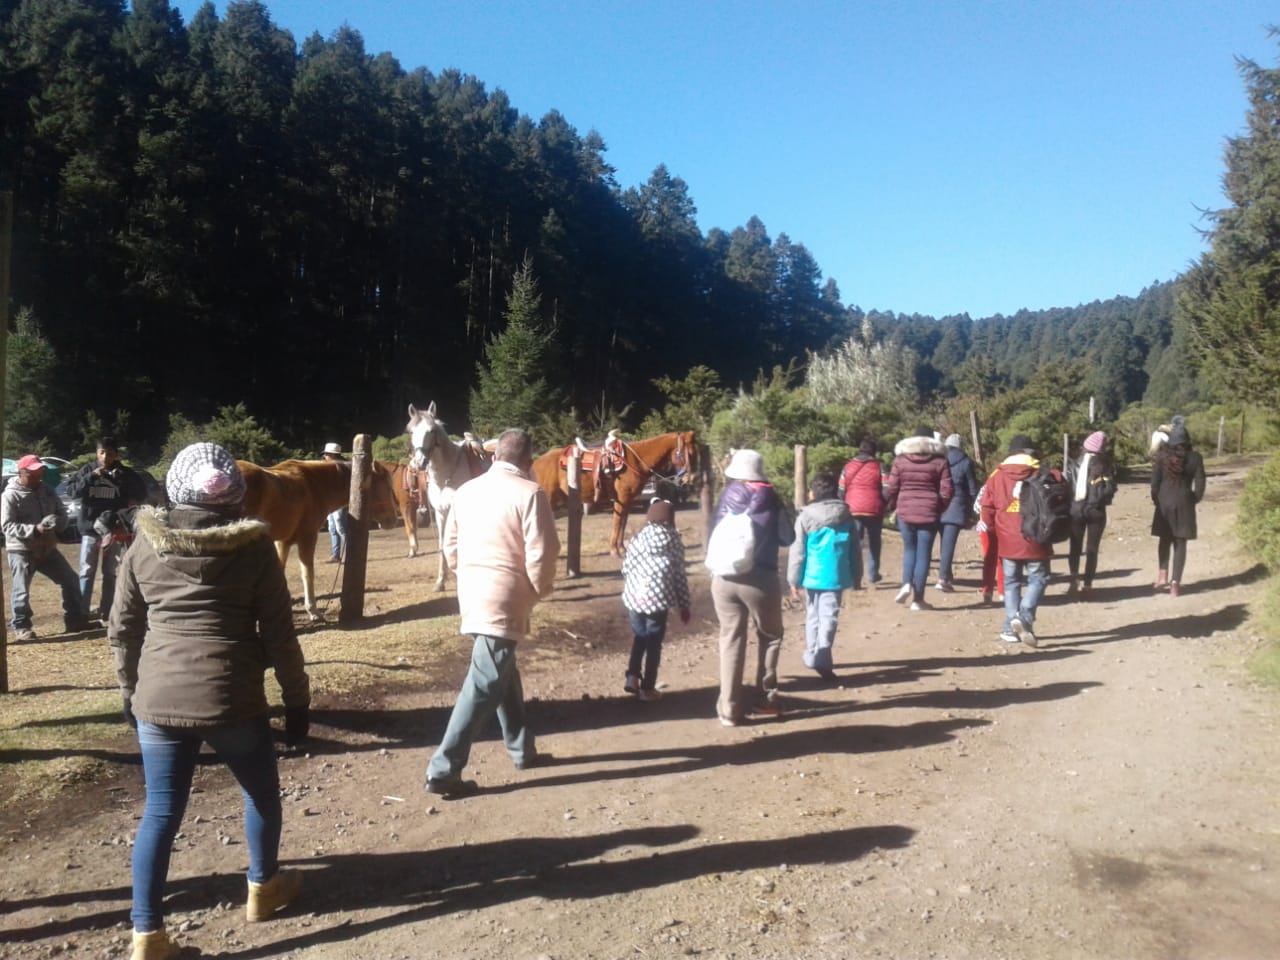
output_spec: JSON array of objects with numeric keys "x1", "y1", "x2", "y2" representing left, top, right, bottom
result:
[{"x1": 405, "y1": 402, "x2": 492, "y2": 591}]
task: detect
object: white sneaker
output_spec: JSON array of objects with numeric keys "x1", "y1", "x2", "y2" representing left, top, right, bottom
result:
[
  {"x1": 909, "y1": 600, "x2": 929, "y2": 611},
  {"x1": 1010, "y1": 617, "x2": 1039, "y2": 648},
  {"x1": 998, "y1": 631, "x2": 1019, "y2": 643},
  {"x1": 894, "y1": 584, "x2": 912, "y2": 604}
]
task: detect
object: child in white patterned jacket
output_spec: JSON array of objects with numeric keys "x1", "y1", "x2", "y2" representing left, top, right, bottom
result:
[{"x1": 621, "y1": 499, "x2": 691, "y2": 702}]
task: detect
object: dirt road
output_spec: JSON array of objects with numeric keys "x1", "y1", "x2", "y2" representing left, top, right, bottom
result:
[{"x1": 2, "y1": 459, "x2": 1279, "y2": 959}]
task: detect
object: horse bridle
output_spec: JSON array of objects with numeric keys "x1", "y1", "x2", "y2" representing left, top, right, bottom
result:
[{"x1": 623, "y1": 433, "x2": 695, "y2": 487}]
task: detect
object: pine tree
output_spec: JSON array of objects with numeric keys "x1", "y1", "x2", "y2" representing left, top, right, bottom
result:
[
  {"x1": 468, "y1": 259, "x2": 569, "y2": 448},
  {"x1": 1177, "y1": 34, "x2": 1280, "y2": 405}
]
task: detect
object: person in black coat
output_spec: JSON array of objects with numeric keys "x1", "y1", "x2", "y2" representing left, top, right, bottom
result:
[
  {"x1": 1150, "y1": 417, "x2": 1206, "y2": 597},
  {"x1": 935, "y1": 434, "x2": 979, "y2": 593},
  {"x1": 1065, "y1": 431, "x2": 1117, "y2": 598}
]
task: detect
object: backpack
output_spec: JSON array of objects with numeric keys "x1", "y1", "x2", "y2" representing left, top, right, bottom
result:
[
  {"x1": 1018, "y1": 468, "x2": 1072, "y2": 545},
  {"x1": 704, "y1": 511, "x2": 756, "y2": 576}
]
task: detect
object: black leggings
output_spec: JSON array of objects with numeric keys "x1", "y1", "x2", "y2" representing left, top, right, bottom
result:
[
  {"x1": 1068, "y1": 513, "x2": 1106, "y2": 584},
  {"x1": 1157, "y1": 535, "x2": 1188, "y2": 583}
]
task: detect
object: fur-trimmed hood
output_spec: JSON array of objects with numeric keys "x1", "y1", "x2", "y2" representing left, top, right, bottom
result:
[
  {"x1": 894, "y1": 435, "x2": 946, "y2": 459},
  {"x1": 135, "y1": 505, "x2": 271, "y2": 556}
]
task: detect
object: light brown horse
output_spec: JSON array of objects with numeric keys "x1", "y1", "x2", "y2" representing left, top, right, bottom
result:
[
  {"x1": 531, "y1": 430, "x2": 699, "y2": 556},
  {"x1": 240, "y1": 458, "x2": 399, "y2": 619},
  {"x1": 379, "y1": 459, "x2": 431, "y2": 558}
]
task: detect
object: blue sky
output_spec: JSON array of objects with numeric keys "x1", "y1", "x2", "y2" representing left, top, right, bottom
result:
[{"x1": 225, "y1": 0, "x2": 1275, "y2": 319}]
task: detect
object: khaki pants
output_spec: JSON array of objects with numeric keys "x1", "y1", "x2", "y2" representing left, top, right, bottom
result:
[{"x1": 711, "y1": 569, "x2": 784, "y2": 722}]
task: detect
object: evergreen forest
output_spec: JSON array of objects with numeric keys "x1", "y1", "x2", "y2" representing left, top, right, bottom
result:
[{"x1": 1, "y1": 1, "x2": 1276, "y2": 468}]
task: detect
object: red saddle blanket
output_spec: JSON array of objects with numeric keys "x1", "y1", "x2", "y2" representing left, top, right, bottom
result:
[{"x1": 558, "y1": 443, "x2": 626, "y2": 476}]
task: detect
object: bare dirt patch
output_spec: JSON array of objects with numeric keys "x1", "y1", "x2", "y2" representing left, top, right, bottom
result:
[{"x1": 2, "y1": 460, "x2": 1279, "y2": 959}]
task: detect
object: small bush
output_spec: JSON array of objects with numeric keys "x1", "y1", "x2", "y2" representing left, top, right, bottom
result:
[{"x1": 1237, "y1": 453, "x2": 1280, "y2": 573}]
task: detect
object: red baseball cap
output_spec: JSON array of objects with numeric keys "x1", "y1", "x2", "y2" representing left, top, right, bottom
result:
[{"x1": 15, "y1": 454, "x2": 46, "y2": 472}]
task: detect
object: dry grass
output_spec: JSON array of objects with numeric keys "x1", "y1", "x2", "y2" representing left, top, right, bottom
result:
[{"x1": 0, "y1": 502, "x2": 707, "y2": 812}]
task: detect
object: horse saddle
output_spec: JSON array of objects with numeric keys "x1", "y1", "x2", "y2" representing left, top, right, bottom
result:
[{"x1": 558, "y1": 435, "x2": 626, "y2": 476}]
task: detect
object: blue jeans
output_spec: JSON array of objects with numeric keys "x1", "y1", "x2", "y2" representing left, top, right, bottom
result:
[
  {"x1": 851, "y1": 516, "x2": 882, "y2": 585},
  {"x1": 626, "y1": 609, "x2": 668, "y2": 691},
  {"x1": 133, "y1": 717, "x2": 281, "y2": 932},
  {"x1": 327, "y1": 508, "x2": 347, "y2": 560},
  {"x1": 1001, "y1": 558, "x2": 1050, "y2": 632},
  {"x1": 427, "y1": 634, "x2": 533, "y2": 783},
  {"x1": 898, "y1": 519, "x2": 938, "y2": 602},
  {"x1": 78, "y1": 533, "x2": 123, "y2": 617},
  {"x1": 802, "y1": 589, "x2": 841, "y2": 670},
  {"x1": 7, "y1": 549, "x2": 81, "y2": 630},
  {"x1": 937, "y1": 522, "x2": 964, "y2": 583}
]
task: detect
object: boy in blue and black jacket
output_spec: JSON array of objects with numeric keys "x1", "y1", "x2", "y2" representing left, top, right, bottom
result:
[{"x1": 787, "y1": 473, "x2": 858, "y2": 682}]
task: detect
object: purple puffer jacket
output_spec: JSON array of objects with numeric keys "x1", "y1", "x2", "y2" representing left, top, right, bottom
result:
[
  {"x1": 713, "y1": 480, "x2": 795, "y2": 572},
  {"x1": 884, "y1": 436, "x2": 953, "y2": 524}
]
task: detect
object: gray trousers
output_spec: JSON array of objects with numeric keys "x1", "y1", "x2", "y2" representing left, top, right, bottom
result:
[
  {"x1": 802, "y1": 588, "x2": 842, "y2": 670},
  {"x1": 426, "y1": 634, "x2": 533, "y2": 783},
  {"x1": 711, "y1": 569, "x2": 784, "y2": 722}
]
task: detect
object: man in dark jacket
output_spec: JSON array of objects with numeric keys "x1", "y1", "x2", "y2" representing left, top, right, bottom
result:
[
  {"x1": 979, "y1": 435, "x2": 1052, "y2": 647},
  {"x1": 64, "y1": 437, "x2": 147, "y2": 622}
]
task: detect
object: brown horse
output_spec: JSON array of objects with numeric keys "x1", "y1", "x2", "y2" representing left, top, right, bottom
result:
[
  {"x1": 240, "y1": 458, "x2": 399, "y2": 619},
  {"x1": 379, "y1": 459, "x2": 431, "y2": 558},
  {"x1": 531, "y1": 430, "x2": 699, "y2": 556}
]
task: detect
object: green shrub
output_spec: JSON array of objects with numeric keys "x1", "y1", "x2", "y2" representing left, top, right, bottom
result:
[
  {"x1": 1237, "y1": 453, "x2": 1280, "y2": 572},
  {"x1": 157, "y1": 403, "x2": 300, "y2": 475}
]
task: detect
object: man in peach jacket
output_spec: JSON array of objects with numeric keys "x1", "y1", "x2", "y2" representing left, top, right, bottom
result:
[{"x1": 424, "y1": 428, "x2": 560, "y2": 799}]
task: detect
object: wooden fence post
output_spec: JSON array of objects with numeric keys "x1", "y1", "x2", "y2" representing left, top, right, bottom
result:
[
  {"x1": 1240, "y1": 411, "x2": 1246, "y2": 454},
  {"x1": 566, "y1": 454, "x2": 582, "y2": 577},
  {"x1": 700, "y1": 444, "x2": 714, "y2": 544},
  {"x1": 0, "y1": 191, "x2": 11, "y2": 693},
  {"x1": 1062, "y1": 433, "x2": 1069, "y2": 468},
  {"x1": 969, "y1": 410, "x2": 982, "y2": 467},
  {"x1": 794, "y1": 444, "x2": 807, "y2": 510},
  {"x1": 338, "y1": 434, "x2": 372, "y2": 625},
  {"x1": 1217, "y1": 416, "x2": 1225, "y2": 458}
]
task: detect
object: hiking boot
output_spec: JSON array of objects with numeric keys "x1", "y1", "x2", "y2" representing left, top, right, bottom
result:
[
  {"x1": 130, "y1": 928, "x2": 179, "y2": 960},
  {"x1": 623, "y1": 672, "x2": 640, "y2": 695},
  {"x1": 246, "y1": 869, "x2": 302, "y2": 922},
  {"x1": 1169, "y1": 582, "x2": 1180, "y2": 598},
  {"x1": 425, "y1": 777, "x2": 479, "y2": 800},
  {"x1": 894, "y1": 583, "x2": 912, "y2": 604},
  {"x1": 637, "y1": 688, "x2": 662, "y2": 702},
  {"x1": 1011, "y1": 618, "x2": 1039, "y2": 648},
  {"x1": 12, "y1": 627, "x2": 36, "y2": 642}
]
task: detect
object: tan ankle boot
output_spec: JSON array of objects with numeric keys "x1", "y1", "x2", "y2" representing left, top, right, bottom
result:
[
  {"x1": 246, "y1": 869, "x2": 302, "y2": 922},
  {"x1": 131, "y1": 928, "x2": 179, "y2": 960}
]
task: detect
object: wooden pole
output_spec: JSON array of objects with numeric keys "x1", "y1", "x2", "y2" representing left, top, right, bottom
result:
[
  {"x1": 338, "y1": 434, "x2": 372, "y2": 625},
  {"x1": 1088, "y1": 396, "x2": 1095, "y2": 424},
  {"x1": 969, "y1": 409, "x2": 982, "y2": 466},
  {"x1": 794, "y1": 444, "x2": 807, "y2": 510},
  {"x1": 565, "y1": 454, "x2": 582, "y2": 577},
  {"x1": 700, "y1": 443, "x2": 714, "y2": 543},
  {"x1": 1239, "y1": 411, "x2": 1246, "y2": 455},
  {"x1": 0, "y1": 191, "x2": 11, "y2": 693},
  {"x1": 1062, "y1": 433, "x2": 1069, "y2": 469},
  {"x1": 1217, "y1": 416, "x2": 1225, "y2": 458}
]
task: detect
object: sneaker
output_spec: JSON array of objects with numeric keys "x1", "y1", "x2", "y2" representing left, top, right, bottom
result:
[
  {"x1": 816, "y1": 667, "x2": 839, "y2": 683},
  {"x1": 750, "y1": 699, "x2": 784, "y2": 718},
  {"x1": 637, "y1": 688, "x2": 662, "y2": 702},
  {"x1": 998, "y1": 631, "x2": 1020, "y2": 643},
  {"x1": 12, "y1": 627, "x2": 36, "y2": 642},
  {"x1": 894, "y1": 583, "x2": 912, "y2": 604},
  {"x1": 64, "y1": 617, "x2": 92, "y2": 634},
  {"x1": 869, "y1": 574, "x2": 883, "y2": 585},
  {"x1": 935, "y1": 580, "x2": 954, "y2": 593},
  {"x1": 719, "y1": 715, "x2": 738, "y2": 727},
  {"x1": 623, "y1": 672, "x2": 640, "y2": 695},
  {"x1": 514, "y1": 752, "x2": 553, "y2": 770},
  {"x1": 981, "y1": 590, "x2": 993, "y2": 604},
  {"x1": 909, "y1": 600, "x2": 930, "y2": 611},
  {"x1": 425, "y1": 777, "x2": 479, "y2": 800},
  {"x1": 1011, "y1": 618, "x2": 1039, "y2": 648}
]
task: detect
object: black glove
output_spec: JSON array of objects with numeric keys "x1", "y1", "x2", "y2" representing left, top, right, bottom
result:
[
  {"x1": 123, "y1": 696, "x2": 138, "y2": 730},
  {"x1": 284, "y1": 705, "x2": 310, "y2": 746}
]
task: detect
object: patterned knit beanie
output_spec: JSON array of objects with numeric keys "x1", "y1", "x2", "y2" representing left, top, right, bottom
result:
[
  {"x1": 1082, "y1": 431, "x2": 1106, "y2": 453},
  {"x1": 166, "y1": 442, "x2": 246, "y2": 506}
]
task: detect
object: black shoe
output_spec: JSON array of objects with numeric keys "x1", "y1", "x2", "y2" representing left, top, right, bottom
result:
[
  {"x1": 64, "y1": 618, "x2": 93, "y2": 634},
  {"x1": 425, "y1": 778, "x2": 478, "y2": 800},
  {"x1": 515, "y1": 752, "x2": 553, "y2": 771},
  {"x1": 816, "y1": 668, "x2": 839, "y2": 683}
]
